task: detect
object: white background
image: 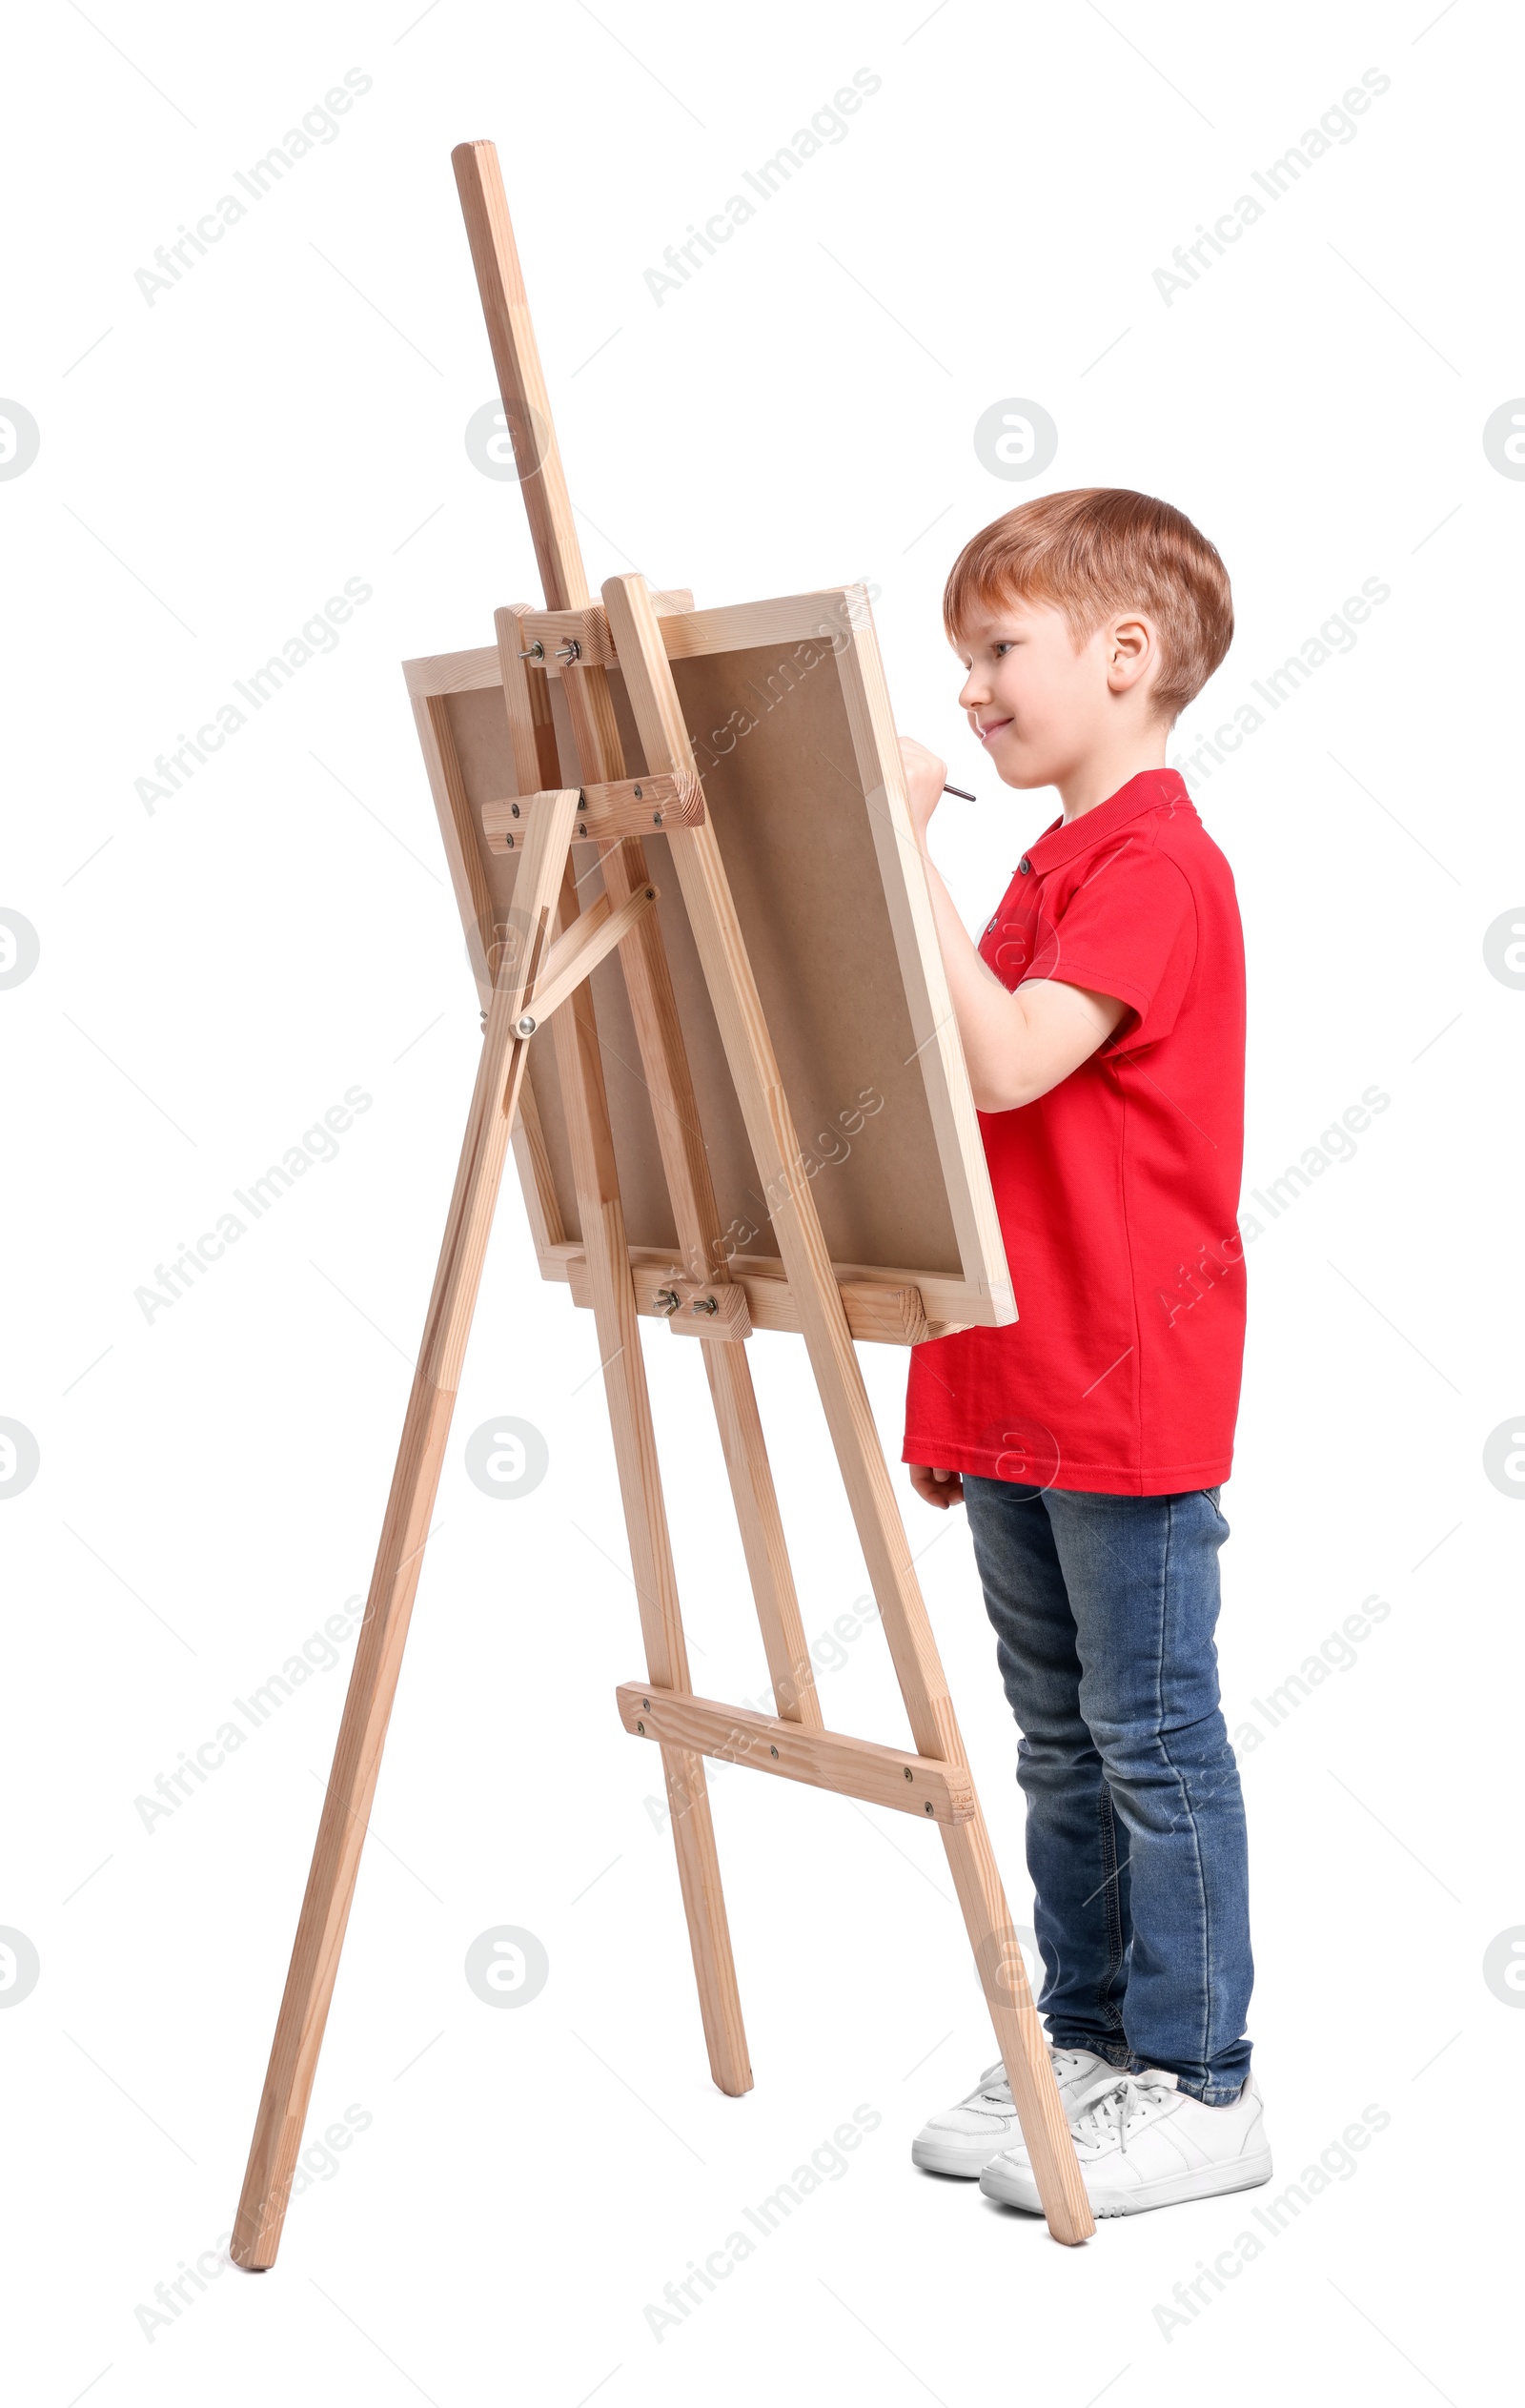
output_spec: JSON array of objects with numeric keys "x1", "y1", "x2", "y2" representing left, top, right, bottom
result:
[{"x1": 3, "y1": 1, "x2": 1520, "y2": 2400}]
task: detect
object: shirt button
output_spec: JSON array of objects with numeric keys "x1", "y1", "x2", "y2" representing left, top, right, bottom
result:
[{"x1": 1018, "y1": 856, "x2": 1031, "y2": 874}]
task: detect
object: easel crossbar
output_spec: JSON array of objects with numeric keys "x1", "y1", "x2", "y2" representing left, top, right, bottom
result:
[
  {"x1": 484, "y1": 772, "x2": 703, "y2": 853},
  {"x1": 522, "y1": 874, "x2": 659, "y2": 1034},
  {"x1": 615, "y1": 1684, "x2": 976, "y2": 1823}
]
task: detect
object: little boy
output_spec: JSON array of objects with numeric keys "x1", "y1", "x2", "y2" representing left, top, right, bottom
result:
[{"x1": 899, "y1": 488, "x2": 1271, "y2": 2218}]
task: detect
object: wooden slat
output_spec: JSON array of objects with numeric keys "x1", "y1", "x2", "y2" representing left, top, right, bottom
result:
[
  {"x1": 547, "y1": 861, "x2": 751, "y2": 2095},
  {"x1": 510, "y1": 1068, "x2": 565, "y2": 1252},
  {"x1": 832, "y1": 601, "x2": 1015, "y2": 1325},
  {"x1": 518, "y1": 591, "x2": 695, "y2": 668},
  {"x1": 552, "y1": 1237, "x2": 946, "y2": 1337},
  {"x1": 615, "y1": 1684, "x2": 975, "y2": 1823},
  {"x1": 494, "y1": 605, "x2": 558, "y2": 797},
  {"x1": 414, "y1": 692, "x2": 494, "y2": 1001},
  {"x1": 563, "y1": 1250, "x2": 929, "y2": 1345},
  {"x1": 401, "y1": 587, "x2": 904, "y2": 697},
  {"x1": 402, "y1": 643, "x2": 501, "y2": 697},
  {"x1": 522, "y1": 878, "x2": 658, "y2": 1037},
  {"x1": 453, "y1": 145, "x2": 585, "y2": 611},
  {"x1": 482, "y1": 772, "x2": 703, "y2": 853}
]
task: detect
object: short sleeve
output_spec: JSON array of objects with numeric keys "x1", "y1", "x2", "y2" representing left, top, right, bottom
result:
[{"x1": 1034, "y1": 837, "x2": 1198, "y2": 1050}]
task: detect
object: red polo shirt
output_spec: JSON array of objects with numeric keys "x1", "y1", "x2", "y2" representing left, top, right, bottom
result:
[{"x1": 904, "y1": 767, "x2": 1246, "y2": 1496}]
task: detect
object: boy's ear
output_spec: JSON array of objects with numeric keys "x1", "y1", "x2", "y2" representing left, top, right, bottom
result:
[{"x1": 1105, "y1": 612, "x2": 1159, "y2": 699}]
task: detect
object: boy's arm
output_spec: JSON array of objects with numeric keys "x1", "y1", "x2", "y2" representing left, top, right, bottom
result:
[{"x1": 901, "y1": 739, "x2": 1127, "y2": 1112}]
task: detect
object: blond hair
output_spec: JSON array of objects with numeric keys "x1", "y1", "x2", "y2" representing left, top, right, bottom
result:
[{"x1": 944, "y1": 487, "x2": 1233, "y2": 723}]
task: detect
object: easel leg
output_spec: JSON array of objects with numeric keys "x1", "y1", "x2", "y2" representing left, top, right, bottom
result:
[
  {"x1": 549, "y1": 897, "x2": 752, "y2": 2096},
  {"x1": 601, "y1": 571, "x2": 1094, "y2": 2243},
  {"x1": 940, "y1": 1815, "x2": 1092, "y2": 2235},
  {"x1": 230, "y1": 792, "x2": 580, "y2": 2269}
]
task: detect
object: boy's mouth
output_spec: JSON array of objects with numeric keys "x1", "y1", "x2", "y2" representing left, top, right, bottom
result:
[{"x1": 974, "y1": 715, "x2": 1012, "y2": 743}]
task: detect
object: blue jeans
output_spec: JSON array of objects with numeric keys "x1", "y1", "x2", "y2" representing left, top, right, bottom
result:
[{"x1": 962, "y1": 1477, "x2": 1252, "y2": 2104}]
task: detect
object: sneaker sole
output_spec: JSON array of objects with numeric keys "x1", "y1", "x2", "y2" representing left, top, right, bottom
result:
[{"x1": 980, "y1": 2148, "x2": 1274, "y2": 2217}]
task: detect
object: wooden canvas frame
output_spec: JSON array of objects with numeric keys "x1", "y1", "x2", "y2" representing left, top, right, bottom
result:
[
  {"x1": 228, "y1": 137, "x2": 1092, "y2": 2267},
  {"x1": 403, "y1": 590, "x2": 1016, "y2": 1344}
]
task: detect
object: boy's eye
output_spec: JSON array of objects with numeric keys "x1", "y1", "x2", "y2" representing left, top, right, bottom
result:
[{"x1": 992, "y1": 642, "x2": 1013, "y2": 657}]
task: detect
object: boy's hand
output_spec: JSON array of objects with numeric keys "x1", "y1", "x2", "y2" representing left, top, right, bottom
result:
[
  {"x1": 898, "y1": 736, "x2": 946, "y2": 848},
  {"x1": 909, "y1": 1462, "x2": 964, "y2": 1509}
]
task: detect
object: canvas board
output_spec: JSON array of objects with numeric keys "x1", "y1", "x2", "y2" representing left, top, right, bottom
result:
[{"x1": 403, "y1": 584, "x2": 1015, "y2": 1339}]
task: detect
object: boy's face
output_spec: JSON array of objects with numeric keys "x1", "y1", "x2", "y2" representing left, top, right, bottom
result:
[{"x1": 953, "y1": 596, "x2": 1161, "y2": 788}]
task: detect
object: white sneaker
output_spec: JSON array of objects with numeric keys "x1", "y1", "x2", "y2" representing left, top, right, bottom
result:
[
  {"x1": 980, "y1": 2066, "x2": 1272, "y2": 2217},
  {"x1": 910, "y1": 2049, "x2": 1116, "y2": 2177}
]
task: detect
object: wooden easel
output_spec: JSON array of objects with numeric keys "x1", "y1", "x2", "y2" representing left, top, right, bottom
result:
[{"x1": 230, "y1": 141, "x2": 1092, "y2": 2261}]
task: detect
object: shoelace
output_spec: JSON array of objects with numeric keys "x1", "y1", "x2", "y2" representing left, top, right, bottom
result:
[
  {"x1": 1070, "y1": 2068, "x2": 1177, "y2": 2153},
  {"x1": 968, "y1": 2047, "x2": 1097, "y2": 2109}
]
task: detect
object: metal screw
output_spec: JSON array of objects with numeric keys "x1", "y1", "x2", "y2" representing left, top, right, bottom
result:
[
  {"x1": 555, "y1": 639, "x2": 581, "y2": 664},
  {"x1": 644, "y1": 887, "x2": 656, "y2": 899},
  {"x1": 516, "y1": 1014, "x2": 537, "y2": 1037},
  {"x1": 653, "y1": 810, "x2": 663, "y2": 826},
  {"x1": 769, "y1": 1745, "x2": 779, "y2": 1758},
  {"x1": 633, "y1": 784, "x2": 643, "y2": 799},
  {"x1": 505, "y1": 833, "x2": 515, "y2": 848},
  {"x1": 642, "y1": 1698, "x2": 650, "y2": 1711},
  {"x1": 904, "y1": 1766, "x2": 913, "y2": 1781},
  {"x1": 692, "y1": 1296, "x2": 719, "y2": 1316},
  {"x1": 511, "y1": 802, "x2": 520, "y2": 818},
  {"x1": 578, "y1": 823, "x2": 588, "y2": 836},
  {"x1": 519, "y1": 641, "x2": 544, "y2": 662},
  {"x1": 654, "y1": 1288, "x2": 681, "y2": 1316},
  {"x1": 636, "y1": 1719, "x2": 645, "y2": 1735},
  {"x1": 924, "y1": 1801, "x2": 934, "y2": 1814}
]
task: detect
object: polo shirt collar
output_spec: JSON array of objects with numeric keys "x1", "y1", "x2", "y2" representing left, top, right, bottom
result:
[{"x1": 1022, "y1": 767, "x2": 1192, "y2": 877}]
